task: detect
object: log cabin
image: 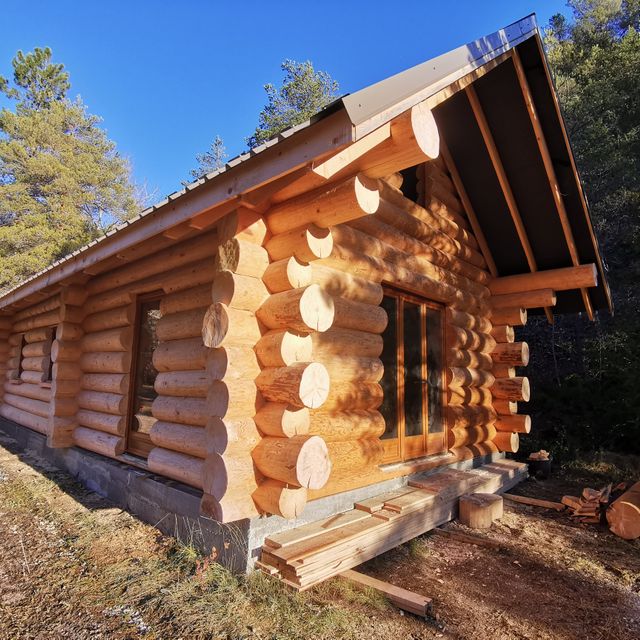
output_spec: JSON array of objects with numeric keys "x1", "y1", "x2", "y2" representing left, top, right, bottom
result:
[{"x1": 0, "y1": 15, "x2": 612, "y2": 575}]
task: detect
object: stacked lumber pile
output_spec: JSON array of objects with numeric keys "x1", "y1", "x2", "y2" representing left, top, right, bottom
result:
[
  {"x1": 561, "y1": 485, "x2": 612, "y2": 523},
  {"x1": 258, "y1": 460, "x2": 527, "y2": 590}
]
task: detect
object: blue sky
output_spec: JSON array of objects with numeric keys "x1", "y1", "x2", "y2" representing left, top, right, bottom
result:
[{"x1": 2, "y1": 1, "x2": 569, "y2": 201}]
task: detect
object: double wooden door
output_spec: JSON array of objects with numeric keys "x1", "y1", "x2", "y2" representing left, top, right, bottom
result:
[{"x1": 379, "y1": 288, "x2": 446, "y2": 463}]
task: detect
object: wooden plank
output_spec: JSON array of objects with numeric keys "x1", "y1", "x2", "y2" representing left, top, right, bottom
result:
[
  {"x1": 264, "y1": 509, "x2": 371, "y2": 550},
  {"x1": 383, "y1": 489, "x2": 436, "y2": 513},
  {"x1": 354, "y1": 487, "x2": 417, "y2": 513},
  {"x1": 502, "y1": 493, "x2": 566, "y2": 511},
  {"x1": 465, "y1": 83, "x2": 553, "y2": 324},
  {"x1": 512, "y1": 49, "x2": 595, "y2": 320},
  {"x1": 340, "y1": 570, "x2": 432, "y2": 616}
]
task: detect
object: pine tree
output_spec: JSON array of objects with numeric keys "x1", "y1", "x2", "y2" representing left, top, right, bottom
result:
[
  {"x1": 188, "y1": 134, "x2": 226, "y2": 181},
  {"x1": 246, "y1": 59, "x2": 339, "y2": 149},
  {"x1": 0, "y1": 47, "x2": 137, "y2": 292}
]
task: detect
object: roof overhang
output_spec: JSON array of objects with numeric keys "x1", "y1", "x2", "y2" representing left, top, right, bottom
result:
[{"x1": 0, "y1": 14, "x2": 611, "y2": 316}]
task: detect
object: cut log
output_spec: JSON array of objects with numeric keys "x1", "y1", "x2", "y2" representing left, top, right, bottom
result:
[
  {"x1": 76, "y1": 410, "x2": 125, "y2": 435},
  {"x1": 491, "y1": 289, "x2": 556, "y2": 310},
  {"x1": 202, "y1": 303, "x2": 262, "y2": 348},
  {"x1": 159, "y1": 283, "x2": 212, "y2": 315},
  {"x1": 152, "y1": 395, "x2": 208, "y2": 427},
  {"x1": 80, "y1": 352, "x2": 131, "y2": 374},
  {"x1": 256, "y1": 362, "x2": 330, "y2": 409},
  {"x1": 322, "y1": 381, "x2": 383, "y2": 411},
  {"x1": 22, "y1": 341, "x2": 51, "y2": 357},
  {"x1": 490, "y1": 325, "x2": 515, "y2": 343},
  {"x1": 492, "y1": 376, "x2": 530, "y2": 402},
  {"x1": 493, "y1": 431, "x2": 519, "y2": 453},
  {"x1": 154, "y1": 370, "x2": 209, "y2": 398},
  {"x1": 310, "y1": 264, "x2": 383, "y2": 305},
  {"x1": 82, "y1": 373, "x2": 129, "y2": 394},
  {"x1": 56, "y1": 323, "x2": 83, "y2": 341},
  {"x1": 447, "y1": 367, "x2": 495, "y2": 388},
  {"x1": 255, "y1": 330, "x2": 312, "y2": 368},
  {"x1": 491, "y1": 342, "x2": 529, "y2": 366},
  {"x1": 311, "y1": 327, "x2": 383, "y2": 359},
  {"x1": 4, "y1": 393, "x2": 50, "y2": 418},
  {"x1": 149, "y1": 421, "x2": 206, "y2": 458},
  {"x1": 152, "y1": 338, "x2": 209, "y2": 372},
  {"x1": 217, "y1": 207, "x2": 267, "y2": 244},
  {"x1": 0, "y1": 404, "x2": 48, "y2": 434},
  {"x1": 257, "y1": 285, "x2": 335, "y2": 333},
  {"x1": 211, "y1": 270, "x2": 269, "y2": 311},
  {"x1": 489, "y1": 264, "x2": 597, "y2": 295},
  {"x1": 83, "y1": 305, "x2": 133, "y2": 333},
  {"x1": 74, "y1": 426, "x2": 124, "y2": 458},
  {"x1": 147, "y1": 447, "x2": 204, "y2": 489},
  {"x1": 448, "y1": 424, "x2": 497, "y2": 448},
  {"x1": 446, "y1": 308, "x2": 492, "y2": 333},
  {"x1": 493, "y1": 399, "x2": 517, "y2": 415},
  {"x1": 215, "y1": 237, "x2": 269, "y2": 278},
  {"x1": 156, "y1": 307, "x2": 207, "y2": 342},
  {"x1": 332, "y1": 297, "x2": 387, "y2": 334},
  {"x1": 254, "y1": 404, "x2": 310, "y2": 438},
  {"x1": 606, "y1": 480, "x2": 640, "y2": 540},
  {"x1": 253, "y1": 479, "x2": 308, "y2": 519},
  {"x1": 252, "y1": 435, "x2": 331, "y2": 489},
  {"x1": 50, "y1": 340, "x2": 83, "y2": 362},
  {"x1": 458, "y1": 493, "x2": 504, "y2": 529},
  {"x1": 266, "y1": 174, "x2": 380, "y2": 235},
  {"x1": 77, "y1": 390, "x2": 126, "y2": 415},
  {"x1": 491, "y1": 308, "x2": 527, "y2": 326},
  {"x1": 262, "y1": 257, "x2": 312, "y2": 293},
  {"x1": 495, "y1": 414, "x2": 531, "y2": 434},
  {"x1": 308, "y1": 410, "x2": 385, "y2": 441},
  {"x1": 80, "y1": 327, "x2": 133, "y2": 353},
  {"x1": 447, "y1": 348, "x2": 492, "y2": 370},
  {"x1": 320, "y1": 355, "x2": 383, "y2": 383},
  {"x1": 265, "y1": 225, "x2": 334, "y2": 263}
]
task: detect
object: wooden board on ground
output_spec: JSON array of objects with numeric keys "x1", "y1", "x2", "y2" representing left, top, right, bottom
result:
[
  {"x1": 502, "y1": 493, "x2": 566, "y2": 511},
  {"x1": 340, "y1": 569, "x2": 432, "y2": 617}
]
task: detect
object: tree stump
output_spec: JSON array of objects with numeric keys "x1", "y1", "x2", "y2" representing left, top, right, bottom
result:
[{"x1": 459, "y1": 493, "x2": 503, "y2": 529}]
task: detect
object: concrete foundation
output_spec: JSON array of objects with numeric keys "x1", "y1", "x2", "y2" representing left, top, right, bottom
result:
[{"x1": 0, "y1": 418, "x2": 506, "y2": 572}]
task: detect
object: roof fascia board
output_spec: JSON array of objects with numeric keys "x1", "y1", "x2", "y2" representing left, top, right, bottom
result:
[
  {"x1": 346, "y1": 15, "x2": 538, "y2": 139},
  {"x1": 0, "y1": 109, "x2": 354, "y2": 311}
]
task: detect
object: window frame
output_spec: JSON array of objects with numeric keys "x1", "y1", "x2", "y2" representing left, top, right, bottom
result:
[
  {"x1": 379, "y1": 286, "x2": 448, "y2": 464},
  {"x1": 126, "y1": 291, "x2": 163, "y2": 458}
]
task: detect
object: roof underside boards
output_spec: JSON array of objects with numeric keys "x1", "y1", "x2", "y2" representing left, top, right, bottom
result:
[{"x1": 434, "y1": 40, "x2": 611, "y2": 314}]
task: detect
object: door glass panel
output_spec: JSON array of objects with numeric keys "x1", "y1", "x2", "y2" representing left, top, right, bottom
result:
[
  {"x1": 403, "y1": 301, "x2": 424, "y2": 437},
  {"x1": 131, "y1": 299, "x2": 161, "y2": 438},
  {"x1": 379, "y1": 295, "x2": 398, "y2": 440},
  {"x1": 426, "y1": 307, "x2": 444, "y2": 434}
]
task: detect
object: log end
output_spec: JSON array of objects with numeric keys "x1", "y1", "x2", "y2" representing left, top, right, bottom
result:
[
  {"x1": 299, "y1": 362, "x2": 331, "y2": 409},
  {"x1": 411, "y1": 102, "x2": 440, "y2": 159},
  {"x1": 300, "y1": 285, "x2": 335, "y2": 333},
  {"x1": 354, "y1": 174, "x2": 381, "y2": 214},
  {"x1": 297, "y1": 435, "x2": 332, "y2": 490}
]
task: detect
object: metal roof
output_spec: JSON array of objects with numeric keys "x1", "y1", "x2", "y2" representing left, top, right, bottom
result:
[{"x1": 0, "y1": 14, "x2": 611, "y2": 315}]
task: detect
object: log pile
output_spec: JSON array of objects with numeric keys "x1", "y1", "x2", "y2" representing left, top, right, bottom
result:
[
  {"x1": 607, "y1": 481, "x2": 640, "y2": 540},
  {"x1": 561, "y1": 485, "x2": 612, "y2": 523}
]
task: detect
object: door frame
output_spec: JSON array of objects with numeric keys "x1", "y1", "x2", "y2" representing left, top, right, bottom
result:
[{"x1": 380, "y1": 286, "x2": 448, "y2": 464}]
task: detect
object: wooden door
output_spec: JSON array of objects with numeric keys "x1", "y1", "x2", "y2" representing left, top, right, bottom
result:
[
  {"x1": 379, "y1": 289, "x2": 447, "y2": 463},
  {"x1": 126, "y1": 293, "x2": 162, "y2": 458}
]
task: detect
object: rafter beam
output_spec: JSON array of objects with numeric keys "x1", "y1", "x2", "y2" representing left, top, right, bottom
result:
[
  {"x1": 512, "y1": 49, "x2": 594, "y2": 320},
  {"x1": 465, "y1": 83, "x2": 554, "y2": 323}
]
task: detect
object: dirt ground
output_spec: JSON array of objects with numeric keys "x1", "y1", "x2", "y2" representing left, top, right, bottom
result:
[{"x1": 0, "y1": 435, "x2": 638, "y2": 640}]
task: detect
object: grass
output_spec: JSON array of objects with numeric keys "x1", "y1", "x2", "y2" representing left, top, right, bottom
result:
[{"x1": 0, "y1": 454, "x2": 393, "y2": 640}]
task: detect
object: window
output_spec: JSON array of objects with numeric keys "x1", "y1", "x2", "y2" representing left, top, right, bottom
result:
[
  {"x1": 127, "y1": 295, "x2": 161, "y2": 458},
  {"x1": 44, "y1": 327, "x2": 55, "y2": 383},
  {"x1": 379, "y1": 288, "x2": 446, "y2": 462}
]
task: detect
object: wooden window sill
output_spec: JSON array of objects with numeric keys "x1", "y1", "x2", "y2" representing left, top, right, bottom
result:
[{"x1": 39, "y1": 382, "x2": 52, "y2": 389}]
